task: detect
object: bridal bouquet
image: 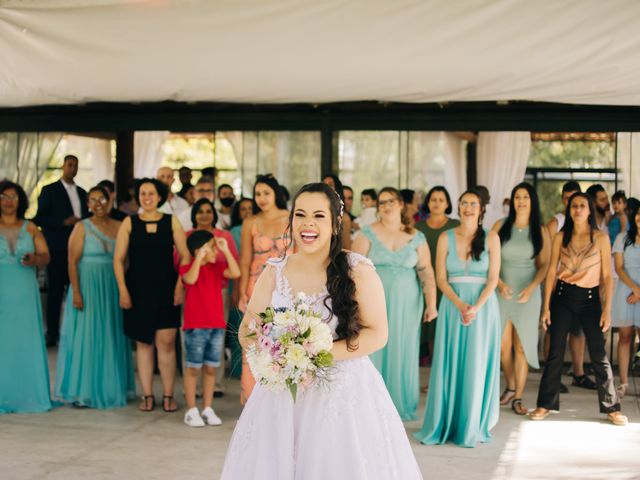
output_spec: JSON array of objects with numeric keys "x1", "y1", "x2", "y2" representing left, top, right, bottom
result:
[{"x1": 246, "y1": 293, "x2": 334, "y2": 402}]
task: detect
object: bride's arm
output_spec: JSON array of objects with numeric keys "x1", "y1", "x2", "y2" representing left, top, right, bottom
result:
[
  {"x1": 331, "y1": 262, "x2": 388, "y2": 361},
  {"x1": 238, "y1": 265, "x2": 276, "y2": 351}
]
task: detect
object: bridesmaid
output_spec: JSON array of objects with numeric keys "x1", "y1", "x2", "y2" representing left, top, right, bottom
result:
[
  {"x1": 415, "y1": 189, "x2": 501, "y2": 447},
  {"x1": 492, "y1": 183, "x2": 549, "y2": 415},
  {"x1": 114, "y1": 178, "x2": 190, "y2": 412},
  {"x1": 238, "y1": 174, "x2": 292, "y2": 403},
  {"x1": 352, "y1": 187, "x2": 437, "y2": 421},
  {"x1": 55, "y1": 186, "x2": 135, "y2": 408},
  {"x1": 416, "y1": 186, "x2": 460, "y2": 363},
  {"x1": 228, "y1": 197, "x2": 253, "y2": 379},
  {"x1": 0, "y1": 181, "x2": 52, "y2": 413}
]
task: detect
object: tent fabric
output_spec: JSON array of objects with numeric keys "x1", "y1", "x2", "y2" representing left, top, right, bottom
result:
[
  {"x1": 477, "y1": 131, "x2": 531, "y2": 227},
  {"x1": 1, "y1": 1, "x2": 640, "y2": 108}
]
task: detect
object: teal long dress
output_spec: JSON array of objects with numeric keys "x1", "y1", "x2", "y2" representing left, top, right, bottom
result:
[
  {"x1": 361, "y1": 225, "x2": 426, "y2": 421},
  {"x1": 498, "y1": 223, "x2": 540, "y2": 368},
  {"x1": 416, "y1": 217, "x2": 460, "y2": 347},
  {"x1": 0, "y1": 221, "x2": 52, "y2": 413},
  {"x1": 415, "y1": 229, "x2": 500, "y2": 447},
  {"x1": 55, "y1": 219, "x2": 135, "y2": 409},
  {"x1": 226, "y1": 223, "x2": 243, "y2": 378}
]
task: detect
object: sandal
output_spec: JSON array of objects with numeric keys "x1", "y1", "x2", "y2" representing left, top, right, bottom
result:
[
  {"x1": 162, "y1": 395, "x2": 178, "y2": 412},
  {"x1": 511, "y1": 398, "x2": 528, "y2": 416},
  {"x1": 500, "y1": 388, "x2": 516, "y2": 405},
  {"x1": 529, "y1": 407, "x2": 550, "y2": 421},
  {"x1": 607, "y1": 412, "x2": 628, "y2": 426},
  {"x1": 571, "y1": 373, "x2": 597, "y2": 390},
  {"x1": 138, "y1": 395, "x2": 155, "y2": 412}
]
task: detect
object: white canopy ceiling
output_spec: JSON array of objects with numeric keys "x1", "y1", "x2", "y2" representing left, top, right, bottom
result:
[{"x1": 2, "y1": 0, "x2": 640, "y2": 107}]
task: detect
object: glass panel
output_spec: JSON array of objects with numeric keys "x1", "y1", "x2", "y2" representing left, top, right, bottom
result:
[
  {"x1": 256, "y1": 131, "x2": 321, "y2": 199},
  {"x1": 160, "y1": 131, "x2": 321, "y2": 199},
  {"x1": 334, "y1": 131, "x2": 464, "y2": 216},
  {"x1": 528, "y1": 140, "x2": 615, "y2": 169},
  {"x1": 406, "y1": 131, "x2": 448, "y2": 198},
  {"x1": 528, "y1": 174, "x2": 617, "y2": 223},
  {"x1": 335, "y1": 131, "x2": 400, "y2": 215}
]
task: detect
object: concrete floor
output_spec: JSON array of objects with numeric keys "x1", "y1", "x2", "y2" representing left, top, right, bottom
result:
[{"x1": 1, "y1": 352, "x2": 640, "y2": 480}]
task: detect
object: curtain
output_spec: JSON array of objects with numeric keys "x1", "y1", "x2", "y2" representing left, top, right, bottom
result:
[
  {"x1": 442, "y1": 132, "x2": 467, "y2": 213},
  {"x1": 134, "y1": 131, "x2": 169, "y2": 178},
  {"x1": 617, "y1": 133, "x2": 640, "y2": 198},
  {"x1": 477, "y1": 132, "x2": 531, "y2": 226},
  {"x1": 0, "y1": 132, "x2": 63, "y2": 195}
]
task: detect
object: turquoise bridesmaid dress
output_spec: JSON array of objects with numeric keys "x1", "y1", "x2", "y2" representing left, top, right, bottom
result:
[
  {"x1": 361, "y1": 225, "x2": 426, "y2": 421},
  {"x1": 0, "y1": 222, "x2": 52, "y2": 413},
  {"x1": 415, "y1": 229, "x2": 500, "y2": 447},
  {"x1": 227, "y1": 224, "x2": 243, "y2": 378},
  {"x1": 55, "y1": 219, "x2": 135, "y2": 409}
]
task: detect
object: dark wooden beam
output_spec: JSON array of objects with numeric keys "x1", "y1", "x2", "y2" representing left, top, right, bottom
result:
[{"x1": 115, "y1": 131, "x2": 134, "y2": 204}]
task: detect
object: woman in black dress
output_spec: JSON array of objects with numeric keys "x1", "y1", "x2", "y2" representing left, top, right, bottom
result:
[{"x1": 114, "y1": 178, "x2": 190, "y2": 412}]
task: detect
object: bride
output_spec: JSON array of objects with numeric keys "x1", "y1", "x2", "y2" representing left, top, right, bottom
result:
[{"x1": 220, "y1": 182, "x2": 423, "y2": 479}]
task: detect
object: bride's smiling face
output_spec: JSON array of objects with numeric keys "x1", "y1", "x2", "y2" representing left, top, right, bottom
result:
[{"x1": 292, "y1": 192, "x2": 334, "y2": 253}]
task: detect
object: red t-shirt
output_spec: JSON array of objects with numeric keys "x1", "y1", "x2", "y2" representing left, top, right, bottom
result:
[{"x1": 180, "y1": 261, "x2": 227, "y2": 330}]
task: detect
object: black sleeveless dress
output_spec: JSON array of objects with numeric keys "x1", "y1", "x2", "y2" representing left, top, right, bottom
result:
[{"x1": 123, "y1": 214, "x2": 179, "y2": 344}]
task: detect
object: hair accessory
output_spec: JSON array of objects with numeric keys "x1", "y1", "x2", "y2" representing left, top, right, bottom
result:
[{"x1": 328, "y1": 186, "x2": 344, "y2": 218}]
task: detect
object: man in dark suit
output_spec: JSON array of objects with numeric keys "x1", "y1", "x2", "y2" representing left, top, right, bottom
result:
[{"x1": 34, "y1": 155, "x2": 89, "y2": 346}]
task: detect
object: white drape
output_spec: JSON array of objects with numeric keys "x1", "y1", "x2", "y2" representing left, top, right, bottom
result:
[
  {"x1": 0, "y1": 132, "x2": 63, "y2": 195},
  {"x1": 442, "y1": 132, "x2": 467, "y2": 214},
  {"x1": 3, "y1": 1, "x2": 640, "y2": 107},
  {"x1": 477, "y1": 132, "x2": 531, "y2": 227},
  {"x1": 617, "y1": 133, "x2": 640, "y2": 198},
  {"x1": 134, "y1": 131, "x2": 170, "y2": 178},
  {"x1": 58, "y1": 135, "x2": 114, "y2": 189}
]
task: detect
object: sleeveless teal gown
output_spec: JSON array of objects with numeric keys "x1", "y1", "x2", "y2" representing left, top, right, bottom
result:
[
  {"x1": 361, "y1": 225, "x2": 426, "y2": 421},
  {"x1": 497, "y1": 223, "x2": 540, "y2": 368},
  {"x1": 414, "y1": 229, "x2": 500, "y2": 447},
  {"x1": 0, "y1": 221, "x2": 52, "y2": 413},
  {"x1": 55, "y1": 219, "x2": 135, "y2": 409}
]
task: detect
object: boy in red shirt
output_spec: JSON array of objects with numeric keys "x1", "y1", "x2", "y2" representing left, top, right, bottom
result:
[{"x1": 181, "y1": 230, "x2": 240, "y2": 427}]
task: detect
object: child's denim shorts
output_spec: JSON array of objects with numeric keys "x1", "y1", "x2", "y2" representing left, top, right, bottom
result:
[{"x1": 183, "y1": 328, "x2": 224, "y2": 368}]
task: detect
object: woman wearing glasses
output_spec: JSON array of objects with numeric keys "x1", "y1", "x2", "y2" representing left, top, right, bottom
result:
[
  {"x1": 0, "y1": 181, "x2": 52, "y2": 414},
  {"x1": 414, "y1": 189, "x2": 501, "y2": 447},
  {"x1": 353, "y1": 187, "x2": 437, "y2": 421},
  {"x1": 55, "y1": 186, "x2": 135, "y2": 409}
]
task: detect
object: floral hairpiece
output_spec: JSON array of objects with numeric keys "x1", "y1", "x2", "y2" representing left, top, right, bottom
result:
[{"x1": 329, "y1": 187, "x2": 344, "y2": 219}]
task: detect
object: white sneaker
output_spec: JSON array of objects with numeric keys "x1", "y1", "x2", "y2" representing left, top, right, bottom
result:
[
  {"x1": 184, "y1": 407, "x2": 205, "y2": 427},
  {"x1": 201, "y1": 407, "x2": 222, "y2": 426}
]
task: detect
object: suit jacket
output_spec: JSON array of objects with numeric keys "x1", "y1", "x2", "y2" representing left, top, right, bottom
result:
[{"x1": 34, "y1": 180, "x2": 89, "y2": 251}]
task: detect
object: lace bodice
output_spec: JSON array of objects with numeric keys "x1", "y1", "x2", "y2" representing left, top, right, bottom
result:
[
  {"x1": 266, "y1": 253, "x2": 374, "y2": 340},
  {"x1": 0, "y1": 222, "x2": 33, "y2": 265}
]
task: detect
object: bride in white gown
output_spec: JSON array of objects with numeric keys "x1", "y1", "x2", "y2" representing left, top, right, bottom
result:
[{"x1": 220, "y1": 182, "x2": 423, "y2": 480}]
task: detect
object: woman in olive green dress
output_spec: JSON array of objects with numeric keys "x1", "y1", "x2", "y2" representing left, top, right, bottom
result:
[
  {"x1": 416, "y1": 186, "x2": 459, "y2": 363},
  {"x1": 491, "y1": 182, "x2": 550, "y2": 415}
]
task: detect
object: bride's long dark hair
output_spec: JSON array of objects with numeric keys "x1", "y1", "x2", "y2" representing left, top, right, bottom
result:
[{"x1": 286, "y1": 183, "x2": 361, "y2": 350}]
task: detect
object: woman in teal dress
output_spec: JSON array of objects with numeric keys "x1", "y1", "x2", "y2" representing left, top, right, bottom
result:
[
  {"x1": 227, "y1": 198, "x2": 253, "y2": 378},
  {"x1": 0, "y1": 181, "x2": 52, "y2": 414},
  {"x1": 415, "y1": 189, "x2": 501, "y2": 447},
  {"x1": 492, "y1": 183, "x2": 549, "y2": 415},
  {"x1": 353, "y1": 187, "x2": 437, "y2": 421},
  {"x1": 55, "y1": 186, "x2": 135, "y2": 409},
  {"x1": 416, "y1": 186, "x2": 460, "y2": 361}
]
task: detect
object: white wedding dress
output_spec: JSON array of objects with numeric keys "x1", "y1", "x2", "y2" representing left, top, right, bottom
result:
[{"x1": 220, "y1": 253, "x2": 423, "y2": 480}]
